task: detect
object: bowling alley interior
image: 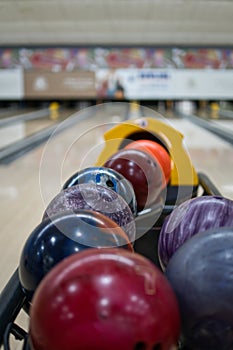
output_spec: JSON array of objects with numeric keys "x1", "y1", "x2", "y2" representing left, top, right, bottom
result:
[{"x1": 0, "y1": 1, "x2": 233, "y2": 349}]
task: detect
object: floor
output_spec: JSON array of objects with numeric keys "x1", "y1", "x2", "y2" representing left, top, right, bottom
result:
[{"x1": 0, "y1": 101, "x2": 232, "y2": 349}]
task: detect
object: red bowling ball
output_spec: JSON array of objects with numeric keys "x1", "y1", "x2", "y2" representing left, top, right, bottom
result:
[
  {"x1": 125, "y1": 139, "x2": 171, "y2": 185},
  {"x1": 29, "y1": 248, "x2": 180, "y2": 350},
  {"x1": 104, "y1": 148, "x2": 164, "y2": 211}
]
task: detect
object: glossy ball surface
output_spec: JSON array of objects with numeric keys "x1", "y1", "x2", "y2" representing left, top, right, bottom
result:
[
  {"x1": 158, "y1": 195, "x2": 233, "y2": 269},
  {"x1": 166, "y1": 227, "x2": 233, "y2": 350},
  {"x1": 125, "y1": 139, "x2": 171, "y2": 185},
  {"x1": 63, "y1": 166, "x2": 137, "y2": 216},
  {"x1": 43, "y1": 183, "x2": 136, "y2": 243},
  {"x1": 104, "y1": 148, "x2": 163, "y2": 211},
  {"x1": 29, "y1": 248, "x2": 180, "y2": 350},
  {"x1": 19, "y1": 211, "x2": 133, "y2": 300}
]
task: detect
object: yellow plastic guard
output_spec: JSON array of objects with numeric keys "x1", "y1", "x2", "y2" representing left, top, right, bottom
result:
[{"x1": 95, "y1": 117, "x2": 198, "y2": 187}]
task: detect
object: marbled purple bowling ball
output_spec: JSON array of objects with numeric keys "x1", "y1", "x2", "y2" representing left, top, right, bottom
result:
[
  {"x1": 43, "y1": 183, "x2": 136, "y2": 243},
  {"x1": 158, "y1": 195, "x2": 233, "y2": 269},
  {"x1": 62, "y1": 166, "x2": 137, "y2": 216}
]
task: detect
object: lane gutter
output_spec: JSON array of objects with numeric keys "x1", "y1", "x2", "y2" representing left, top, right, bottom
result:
[
  {"x1": 0, "y1": 109, "x2": 49, "y2": 127},
  {"x1": 218, "y1": 108, "x2": 233, "y2": 120},
  {"x1": 179, "y1": 112, "x2": 233, "y2": 146},
  {"x1": 0, "y1": 109, "x2": 91, "y2": 165},
  {"x1": 0, "y1": 103, "x2": 130, "y2": 165}
]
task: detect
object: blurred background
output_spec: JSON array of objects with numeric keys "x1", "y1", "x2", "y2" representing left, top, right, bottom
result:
[{"x1": 0, "y1": 0, "x2": 232, "y2": 109}]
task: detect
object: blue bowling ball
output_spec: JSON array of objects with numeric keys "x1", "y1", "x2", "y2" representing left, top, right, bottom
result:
[{"x1": 19, "y1": 210, "x2": 133, "y2": 301}]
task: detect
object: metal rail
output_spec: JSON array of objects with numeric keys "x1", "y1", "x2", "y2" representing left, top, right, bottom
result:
[
  {"x1": 0, "y1": 109, "x2": 49, "y2": 127},
  {"x1": 0, "y1": 269, "x2": 26, "y2": 346},
  {"x1": 219, "y1": 108, "x2": 233, "y2": 120},
  {"x1": 198, "y1": 172, "x2": 222, "y2": 196},
  {"x1": 179, "y1": 112, "x2": 233, "y2": 146}
]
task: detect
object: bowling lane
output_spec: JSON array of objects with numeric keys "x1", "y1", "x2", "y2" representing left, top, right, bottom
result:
[{"x1": 0, "y1": 109, "x2": 74, "y2": 150}]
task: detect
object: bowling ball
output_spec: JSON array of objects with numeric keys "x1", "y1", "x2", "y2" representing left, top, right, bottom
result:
[
  {"x1": 43, "y1": 183, "x2": 136, "y2": 243},
  {"x1": 125, "y1": 139, "x2": 171, "y2": 184},
  {"x1": 63, "y1": 166, "x2": 137, "y2": 216},
  {"x1": 104, "y1": 148, "x2": 164, "y2": 212},
  {"x1": 19, "y1": 211, "x2": 133, "y2": 301},
  {"x1": 165, "y1": 227, "x2": 233, "y2": 350},
  {"x1": 158, "y1": 195, "x2": 233, "y2": 269},
  {"x1": 29, "y1": 248, "x2": 180, "y2": 350}
]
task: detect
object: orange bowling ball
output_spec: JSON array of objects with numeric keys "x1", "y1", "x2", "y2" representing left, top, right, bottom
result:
[{"x1": 125, "y1": 139, "x2": 171, "y2": 184}]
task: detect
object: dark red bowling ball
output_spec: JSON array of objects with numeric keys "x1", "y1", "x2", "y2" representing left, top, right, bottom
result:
[
  {"x1": 29, "y1": 248, "x2": 180, "y2": 350},
  {"x1": 43, "y1": 183, "x2": 136, "y2": 243},
  {"x1": 125, "y1": 139, "x2": 171, "y2": 185},
  {"x1": 104, "y1": 148, "x2": 164, "y2": 211},
  {"x1": 19, "y1": 211, "x2": 133, "y2": 301}
]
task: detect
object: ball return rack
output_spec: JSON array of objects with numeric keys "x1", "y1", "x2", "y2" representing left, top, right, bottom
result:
[{"x1": 0, "y1": 172, "x2": 222, "y2": 350}]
